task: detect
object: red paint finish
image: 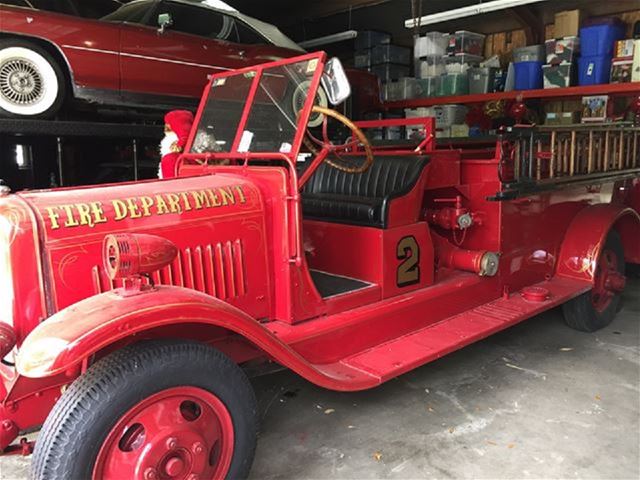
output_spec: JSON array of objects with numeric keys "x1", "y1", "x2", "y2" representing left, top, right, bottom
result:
[
  {"x1": 93, "y1": 386, "x2": 234, "y2": 480},
  {"x1": 591, "y1": 248, "x2": 624, "y2": 312},
  {"x1": 0, "y1": 54, "x2": 639, "y2": 455}
]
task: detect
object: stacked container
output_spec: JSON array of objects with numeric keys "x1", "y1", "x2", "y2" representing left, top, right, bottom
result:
[
  {"x1": 578, "y1": 19, "x2": 626, "y2": 85},
  {"x1": 610, "y1": 39, "x2": 636, "y2": 84},
  {"x1": 513, "y1": 45, "x2": 545, "y2": 90},
  {"x1": 440, "y1": 31, "x2": 486, "y2": 97},
  {"x1": 543, "y1": 36, "x2": 580, "y2": 88},
  {"x1": 405, "y1": 104, "x2": 468, "y2": 138},
  {"x1": 354, "y1": 31, "x2": 390, "y2": 70},
  {"x1": 414, "y1": 32, "x2": 447, "y2": 98}
]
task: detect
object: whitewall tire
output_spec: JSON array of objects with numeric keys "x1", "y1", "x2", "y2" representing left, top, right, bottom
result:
[{"x1": 0, "y1": 41, "x2": 65, "y2": 118}]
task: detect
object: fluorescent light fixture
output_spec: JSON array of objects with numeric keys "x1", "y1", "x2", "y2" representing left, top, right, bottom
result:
[
  {"x1": 405, "y1": 0, "x2": 552, "y2": 28},
  {"x1": 14, "y1": 145, "x2": 32, "y2": 170},
  {"x1": 299, "y1": 30, "x2": 358, "y2": 49}
]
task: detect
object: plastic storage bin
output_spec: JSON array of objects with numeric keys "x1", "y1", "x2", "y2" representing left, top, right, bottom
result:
[
  {"x1": 445, "y1": 31, "x2": 485, "y2": 56},
  {"x1": 578, "y1": 56, "x2": 612, "y2": 85},
  {"x1": 355, "y1": 31, "x2": 391, "y2": 50},
  {"x1": 545, "y1": 37, "x2": 580, "y2": 64},
  {"x1": 438, "y1": 104, "x2": 468, "y2": 126},
  {"x1": 354, "y1": 50, "x2": 372, "y2": 69},
  {"x1": 418, "y1": 57, "x2": 445, "y2": 78},
  {"x1": 513, "y1": 45, "x2": 545, "y2": 63},
  {"x1": 443, "y1": 54, "x2": 483, "y2": 74},
  {"x1": 542, "y1": 63, "x2": 574, "y2": 88},
  {"x1": 438, "y1": 73, "x2": 470, "y2": 96},
  {"x1": 371, "y1": 44, "x2": 411, "y2": 66},
  {"x1": 514, "y1": 61, "x2": 543, "y2": 90},
  {"x1": 469, "y1": 67, "x2": 499, "y2": 94},
  {"x1": 416, "y1": 77, "x2": 440, "y2": 97},
  {"x1": 415, "y1": 33, "x2": 447, "y2": 57},
  {"x1": 372, "y1": 63, "x2": 410, "y2": 82},
  {"x1": 405, "y1": 107, "x2": 437, "y2": 119},
  {"x1": 580, "y1": 20, "x2": 626, "y2": 57},
  {"x1": 384, "y1": 78, "x2": 420, "y2": 101}
]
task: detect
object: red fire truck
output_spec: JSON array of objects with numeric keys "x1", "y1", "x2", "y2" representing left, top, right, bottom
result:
[{"x1": 0, "y1": 52, "x2": 638, "y2": 479}]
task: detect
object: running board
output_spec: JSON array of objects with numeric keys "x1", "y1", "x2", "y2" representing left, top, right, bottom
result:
[{"x1": 315, "y1": 277, "x2": 591, "y2": 387}]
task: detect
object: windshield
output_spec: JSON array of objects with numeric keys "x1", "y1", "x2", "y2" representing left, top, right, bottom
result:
[{"x1": 190, "y1": 55, "x2": 324, "y2": 156}]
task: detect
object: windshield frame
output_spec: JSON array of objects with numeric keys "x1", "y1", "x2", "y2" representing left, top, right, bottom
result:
[{"x1": 183, "y1": 51, "x2": 327, "y2": 165}]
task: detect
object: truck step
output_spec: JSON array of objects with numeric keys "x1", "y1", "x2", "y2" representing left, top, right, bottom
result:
[{"x1": 328, "y1": 277, "x2": 590, "y2": 384}]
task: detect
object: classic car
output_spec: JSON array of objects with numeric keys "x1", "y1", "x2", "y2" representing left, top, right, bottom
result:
[{"x1": 0, "y1": 0, "x2": 380, "y2": 121}]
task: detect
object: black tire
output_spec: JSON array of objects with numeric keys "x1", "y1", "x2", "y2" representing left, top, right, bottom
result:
[
  {"x1": 627, "y1": 263, "x2": 640, "y2": 279},
  {"x1": 31, "y1": 341, "x2": 258, "y2": 480},
  {"x1": 562, "y1": 231, "x2": 625, "y2": 332},
  {"x1": 0, "y1": 40, "x2": 66, "y2": 119}
]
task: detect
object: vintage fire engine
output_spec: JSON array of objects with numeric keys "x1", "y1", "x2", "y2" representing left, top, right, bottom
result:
[{"x1": 0, "y1": 52, "x2": 639, "y2": 479}]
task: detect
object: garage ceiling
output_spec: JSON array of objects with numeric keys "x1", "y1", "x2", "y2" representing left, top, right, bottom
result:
[{"x1": 225, "y1": 0, "x2": 639, "y2": 47}]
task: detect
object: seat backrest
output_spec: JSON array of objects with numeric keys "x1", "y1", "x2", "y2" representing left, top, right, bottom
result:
[{"x1": 303, "y1": 155, "x2": 429, "y2": 199}]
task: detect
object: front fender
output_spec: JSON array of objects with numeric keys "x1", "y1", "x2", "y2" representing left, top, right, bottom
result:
[
  {"x1": 556, "y1": 205, "x2": 640, "y2": 281},
  {"x1": 16, "y1": 286, "x2": 379, "y2": 391}
]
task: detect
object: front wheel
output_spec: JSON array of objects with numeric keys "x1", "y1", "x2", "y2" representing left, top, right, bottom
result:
[
  {"x1": 31, "y1": 341, "x2": 258, "y2": 480},
  {"x1": 0, "y1": 40, "x2": 65, "y2": 118},
  {"x1": 562, "y1": 231, "x2": 626, "y2": 332}
]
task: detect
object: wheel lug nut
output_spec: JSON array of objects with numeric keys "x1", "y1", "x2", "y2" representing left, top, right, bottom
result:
[
  {"x1": 144, "y1": 467, "x2": 157, "y2": 480},
  {"x1": 192, "y1": 442, "x2": 205, "y2": 455},
  {"x1": 166, "y1": 437, "x2": 178, "y2": 449}
]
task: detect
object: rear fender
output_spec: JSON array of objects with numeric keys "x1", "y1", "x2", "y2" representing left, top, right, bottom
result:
[
  {"x1": 15, "y1": 286, "x2": 375, "y2": 391},
  {"x1": 556, "y1": 205, "x2": 640, "y2": 282}
]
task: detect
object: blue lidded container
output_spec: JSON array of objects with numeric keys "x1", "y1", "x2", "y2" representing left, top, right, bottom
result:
[
  {"x1": 579, "y1": 19, "x2": 626, "y2": 57},
  {"x1": 578, "y1": 56, "x2": 613, "y2": 85},
  {"x1": 514, "y1": 61, "x2": 543, "y2": 90}
]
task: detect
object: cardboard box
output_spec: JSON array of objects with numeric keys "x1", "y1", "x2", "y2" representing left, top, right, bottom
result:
[
  {"x1": 546, "y1": 112, "x2": 580, "y2": 126},
  {"x1": 555, "y1": 10, "x2": 582, "y2": 38},
  {"x1": 615, "y1": 39, "x2": 635, "y2": 59},
  {"x1": 543, "y1": 63, "x2": 575, "y2": 88},
  {"x1": 633, "y1": 40, "x2": 640, "y2": 82},
  {"x1": 581, "y1": 95, "x2": 609, "y2": 123},
  {"x1": 610, "y1": 59, "x2": 633, "y2": 83}
]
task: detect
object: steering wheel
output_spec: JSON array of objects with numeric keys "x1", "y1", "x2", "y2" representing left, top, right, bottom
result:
[{"x1": 303, "y1": 105, "x2": 374, "y2": 174}]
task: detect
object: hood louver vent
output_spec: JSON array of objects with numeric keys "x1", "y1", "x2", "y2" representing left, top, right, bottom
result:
[{"x1": 93, "y1": 239, "x2": 246, "y2": 300}]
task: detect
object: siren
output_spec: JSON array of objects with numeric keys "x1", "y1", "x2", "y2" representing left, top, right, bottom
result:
[
  {"x1": 0, "y1": 322, "x2": 16, "y2": 360},
  {"x1": 103, "y1": 234, "x2": 178, "y2": 281}
]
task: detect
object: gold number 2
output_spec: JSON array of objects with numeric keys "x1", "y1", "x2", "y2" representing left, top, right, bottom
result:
[{"x1": 396, "y1": 236, "x2": 420, "y2": 287}]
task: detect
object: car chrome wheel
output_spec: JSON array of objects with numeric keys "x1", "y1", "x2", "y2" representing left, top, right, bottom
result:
[
  {"x1": 0, "y1": 58, "x2": 44, "y2": 106},
  {"x1": 0, "y1": 45, "x2": 61, "y2": 117}
]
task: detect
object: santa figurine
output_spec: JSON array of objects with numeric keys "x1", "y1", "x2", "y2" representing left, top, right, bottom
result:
[{"x1": 159, "y1": 110, "x2": 194, "y2": 179}]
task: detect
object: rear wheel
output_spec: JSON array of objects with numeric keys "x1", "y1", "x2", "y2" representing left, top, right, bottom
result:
[
  {"x1": 0, "y1": 40, "x2": 65, "y2": 118},
  {"x1": 31, "y1": 341, "x2": 258, "y2": 480},
  {"x1": 562, "y1": 231, "x2": 626, "y2": 332}
]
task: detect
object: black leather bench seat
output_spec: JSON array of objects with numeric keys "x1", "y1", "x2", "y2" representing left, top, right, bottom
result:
[{"x1": 302, "y1": 155, "x2": 429, "y2": 228}]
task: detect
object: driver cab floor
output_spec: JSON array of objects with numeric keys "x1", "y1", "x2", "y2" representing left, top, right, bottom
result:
[{"x1": 310, "y1": 270, "x2": 372, "y2": 298}]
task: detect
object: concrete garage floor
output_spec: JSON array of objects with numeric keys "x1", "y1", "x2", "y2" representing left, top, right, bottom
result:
[{"x1": 1, "y1": 279, "x2": 638, "y2": 480}]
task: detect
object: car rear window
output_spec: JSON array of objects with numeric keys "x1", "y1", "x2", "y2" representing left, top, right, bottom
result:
[
  {"x1": 1, "y1": 1, "x2": 31, "y2": 7},
  {"x1": 102, "y1": 1, "x2": 152, "y2": 23},
  {"x1": 75, "y1": 0, "x2": 121, "y2": 18}
]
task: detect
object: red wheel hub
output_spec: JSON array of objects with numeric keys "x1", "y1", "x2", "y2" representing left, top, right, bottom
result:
[
  {"x1": 93, "y1": 387, "x2": 234, "y2": 480},
  {"x1": 591, "y1": 248, "x2": 625, "y2": 312}
]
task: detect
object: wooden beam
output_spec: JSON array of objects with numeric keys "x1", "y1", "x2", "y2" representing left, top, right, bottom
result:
[{"x1": 506, "y1": 6, "x2": 544, "y2": 44}]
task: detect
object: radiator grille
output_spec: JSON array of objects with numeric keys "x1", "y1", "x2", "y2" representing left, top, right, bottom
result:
[{"x1": 93, "y1": 239, "x2": 246, "y2": 300}]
